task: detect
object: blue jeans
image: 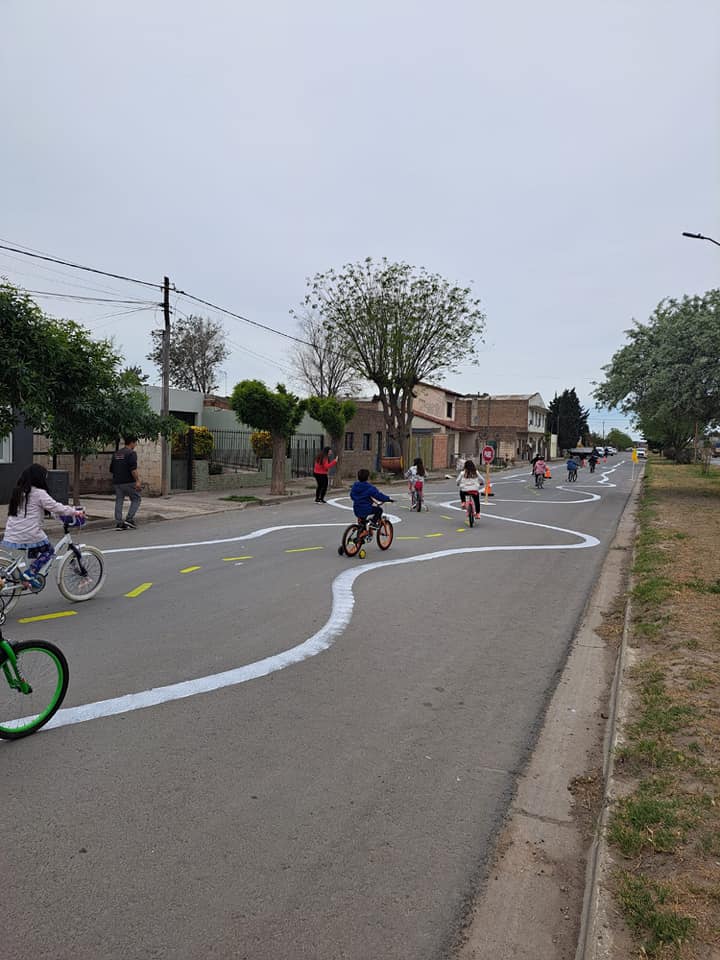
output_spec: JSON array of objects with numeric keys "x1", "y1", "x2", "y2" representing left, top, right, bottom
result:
[{"x1": 114, "y1": 483, "x2": 142, "y2": 523}]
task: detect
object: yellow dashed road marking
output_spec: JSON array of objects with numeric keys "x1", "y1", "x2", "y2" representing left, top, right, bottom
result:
[
  {"x1": 222, "y1": 556, "x2": 253, "y2": 561},
  {"x1": 125, "y1": 582, "x2": 153, "y2": 598},
  {"x1": 285, "y1": 546, "x2": 324, "y2": 553},
  {"x1": 397, "y1": 536, "x2": 421, "y2": 540},
  {"x1": 425, "y1": 533, "x2": 443, "y2": 538},
  {"x1": 18, "y1": 611, "x2": 78, "y2": 623},
  {"x1": 180, "y1": 566, "x2": 202, "y2": 574},
  {"x1": 456, "y1": 528, "x2": 466, "y2": 532},
  {"x1": 441, "y1": 515, "x2": 454, "y2": 520}
]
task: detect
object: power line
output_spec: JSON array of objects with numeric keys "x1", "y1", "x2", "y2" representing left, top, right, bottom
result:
[
  {"x1": 173, "y1": 287, "x2": 310, "y2": 346},
  {"x1": 19, "y1": 289, "x2": 160, "y2": 306},
  {"x1": 1, "y1": 236, "x2": 310, "y2": 346},
  {"x1": 0, "y1": 241, "x2": 161, "y2": 290}
]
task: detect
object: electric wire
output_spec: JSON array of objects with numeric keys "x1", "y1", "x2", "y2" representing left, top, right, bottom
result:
[{"x1": 0, "y1": 240, "x2": 161, "y2": 290}]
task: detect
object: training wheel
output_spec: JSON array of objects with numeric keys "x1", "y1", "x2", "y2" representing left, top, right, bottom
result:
[
  {"x1": 358, "y1": 549, "x2": 366, "y2": 559},
  {"x1": 337, "y1": 546, "x2": 345, "y2": 556}
]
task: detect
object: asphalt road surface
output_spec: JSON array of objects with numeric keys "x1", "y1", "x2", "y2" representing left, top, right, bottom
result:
[{"x1": 3, "y1": 459, "x2": 636, "y2": 960}]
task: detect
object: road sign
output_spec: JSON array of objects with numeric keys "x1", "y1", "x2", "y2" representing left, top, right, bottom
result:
[
  {"x1": 631, "y1": 449, "x2": 638, "y2": 463},
  {"x1": 482, "y1": 445, "x2": 495, "y2": 464}
]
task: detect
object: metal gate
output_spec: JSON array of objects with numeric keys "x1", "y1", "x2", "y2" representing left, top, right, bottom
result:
[{"x1": 289, "y1": 434, "x2": 324, "y2": 478}]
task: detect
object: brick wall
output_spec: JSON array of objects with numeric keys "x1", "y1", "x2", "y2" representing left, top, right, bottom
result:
[
  {"x1": 432, "y1": 434, "x2": 448, "y2": 469},
  {"x1": 338, "y1": 403, "x2": 387, "y2": 478},
  {"x1": 32, "y1": 436, "x2": 164, "y2": 496}
]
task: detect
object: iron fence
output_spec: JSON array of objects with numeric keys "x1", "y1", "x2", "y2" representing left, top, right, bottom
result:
[
  {"x1": 208, "y1": 429, "x2": 324, "y2": 478},
  {"x1": 209, "y1": 429, "x2": 259, "y2": 470}
]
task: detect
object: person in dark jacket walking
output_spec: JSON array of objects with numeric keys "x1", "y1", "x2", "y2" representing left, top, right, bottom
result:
[
  {"x1": 313, "y1": 447, "x2": 338, "y2": 503},
  {"x1": 110, "y1": 436, "x2": 142, "y2": 530}
]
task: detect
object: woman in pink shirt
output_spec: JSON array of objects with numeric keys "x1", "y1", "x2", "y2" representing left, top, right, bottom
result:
[
  {"x1": 313, "y1": 446, "x2": 338, "y2": 503},
  {"x1": 2, "y1": 464, "x2": 84, "y2": 587}
]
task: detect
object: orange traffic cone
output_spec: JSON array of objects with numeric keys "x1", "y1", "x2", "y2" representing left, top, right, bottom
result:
[
  {"x1": 544, "y1": 466, "x2": 551, "y2": 479},
  {"x1": 486, "y1": 478, "x2": 494, "y2": 497}
]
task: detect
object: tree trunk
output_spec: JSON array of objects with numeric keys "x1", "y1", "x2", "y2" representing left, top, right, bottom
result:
[
  {"x1": 72, "y1": 451, "x2": 82, "y2": 506},
  {"x1": 270, "y1": 433, "x2": 286, "y2": 496}
]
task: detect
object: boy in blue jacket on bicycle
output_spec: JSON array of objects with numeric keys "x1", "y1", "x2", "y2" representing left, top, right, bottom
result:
[{"x1": 350, "y1": 469, "x2": 392, "y2": 526}]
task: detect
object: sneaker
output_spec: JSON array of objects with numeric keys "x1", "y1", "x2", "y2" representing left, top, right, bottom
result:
[
  {"x1": 21, "y1": 571, "x2": 43, "y2": 589},
  {"x1": 124, "y1": 519, "x2": 137, "y2": 529},
  {"x1": 114, "y1": 522, "x2": 128, "y2": 531}
]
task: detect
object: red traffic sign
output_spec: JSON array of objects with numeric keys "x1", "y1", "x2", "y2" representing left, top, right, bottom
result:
[{"x1": 481, "y1": 445, "x2": 495, "y2": 464}]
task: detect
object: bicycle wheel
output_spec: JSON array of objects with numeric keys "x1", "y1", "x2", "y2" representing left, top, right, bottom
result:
[
  {"x1": 342, "y1": 524, "x2": 363, "y2": 558},
  {"x1": 0, "y1": 550, "x2": 23, "y2": 615},
  {"x1": 416, "y1": 492, "x2": 422, "y2": 512},
  {"x1": 56, "y1": 545, "x2": 106, "y2": 602},
  {"x1": 468, "y1": 503, "x2": 475, "y2": 527},
  {"x1": 0, "y1": 640, "x2": 68, "y2": 739},
  {"x1": 377, "y1": 518, "x2": 394, "y2": 550}
]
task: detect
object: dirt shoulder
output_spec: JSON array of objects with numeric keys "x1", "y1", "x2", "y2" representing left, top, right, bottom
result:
[{"x1": 590, "y1": 461, "x2": 720, "y2": 959}]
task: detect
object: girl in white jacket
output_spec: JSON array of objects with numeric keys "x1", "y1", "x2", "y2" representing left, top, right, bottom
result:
[
  {"x1": 456, "y1": 459, "x2": 485, "y2": 514},
  {"x1": 2, "y1": 464, "x2": 84, "y2": 588}
]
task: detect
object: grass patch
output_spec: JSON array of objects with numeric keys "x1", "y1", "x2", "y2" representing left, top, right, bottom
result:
[
  {"x1": 616, "y1": 872, "x2": 695, "y2": 955},
  {"x1": 608, "y1": 779, "x2": 697, "y2": 856},
  {"x1": 219, "y1": 495, "x2": 261, "y2": 503},
  {"x1": 683, "y1": 577, "x2": 720, "y2": 595},
  {"x1": 632, "y1": 576, "x2": 673, "y2": 604}
]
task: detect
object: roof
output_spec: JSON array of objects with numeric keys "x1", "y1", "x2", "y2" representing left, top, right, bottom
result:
[{"x1": 412, "y1": 410, "x2": 476, "y2": 433}]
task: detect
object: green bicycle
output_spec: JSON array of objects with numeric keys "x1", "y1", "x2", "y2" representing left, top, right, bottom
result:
[{"x1": 0, "y1": 604, "x2": 69, "y2": 740}]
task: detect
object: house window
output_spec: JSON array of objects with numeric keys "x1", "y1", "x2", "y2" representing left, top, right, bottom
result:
[
  {"x1": 344, "y1": 432, "x2": 354, "y2": 451},
  {"x1": 0, "y1": 431, "x2": 12, "y2": 464},
  {"x1": 362, "y1": 433, "x2": 371, "y2": 451},
  {"x1": 446, "y1": 402, "x2": 453, "y2": 419}
]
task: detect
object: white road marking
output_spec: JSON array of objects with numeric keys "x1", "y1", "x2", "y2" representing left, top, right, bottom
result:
[
  {"x1": 103, "y1": 523, "x2": 348, "y2": 555},
  {"x1": 35, "y1": 514, "x2": 598, "y2": 734}
]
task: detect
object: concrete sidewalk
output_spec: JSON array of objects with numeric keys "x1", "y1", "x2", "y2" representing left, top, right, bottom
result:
[{"x1": 0, "y1": 476, "x2": 320, "y2": 534}]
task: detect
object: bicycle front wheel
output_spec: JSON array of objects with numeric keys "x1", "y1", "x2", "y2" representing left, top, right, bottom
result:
[
  {"x1": 377, "y1": 518, "x2": 394, "y2": 550},
  {"x1": 0, "y1": 550, "x2": 23, "y2": 615},
  {"x1": 0, "y1": 640, "x2": 69, "y2": 739},
  {"x1": 57, "y1": 545, "x2": 106, "y2": 602},
  {"x1": 468, "y1": 505, "x2": 475, "y2": 527},
  {"x1": 342, "y1": 524, "x2": 363, "y2": 558}
]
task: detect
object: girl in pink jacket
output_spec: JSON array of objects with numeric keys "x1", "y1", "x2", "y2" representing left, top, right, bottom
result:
[{"x1": 2, "y1": 464, "x2": 84, "y2": 588}]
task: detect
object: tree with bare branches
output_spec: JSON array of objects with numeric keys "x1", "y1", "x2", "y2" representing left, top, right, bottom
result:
[{"x1": 290, "y1": 310, "x2": 359, "y2": 398}]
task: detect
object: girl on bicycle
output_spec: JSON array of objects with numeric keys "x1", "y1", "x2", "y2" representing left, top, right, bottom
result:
[
  {"x1": 533, "y1": 456, "x2": 547, "y2": 487},
  {"x1": 405, "y1": 457, "x2": 426, "y2": 507},
  {"x1": 456, "y1": 459, "x2": 484, "y2": 513},
  {"x1": 2, "y1": 464, "x2": 84, "y2": 588}
]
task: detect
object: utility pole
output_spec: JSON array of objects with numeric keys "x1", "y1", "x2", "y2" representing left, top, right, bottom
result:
[{"x1": 161, "y1": 275, "x2": 171, "y2": 497}]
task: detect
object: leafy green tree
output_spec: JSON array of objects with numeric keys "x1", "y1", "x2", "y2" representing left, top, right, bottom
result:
[
  {"x1": 0, "y1": 283, "x2": 71, "y2": 435},
  {"x1": 301, "y1": 258, "x2": 486, "y2": 466},
  {"x1": 547, "y1": 389, "x2": 590, "y2": 452},
  {"x1": 606, "y1": 428, "x2": 633, "y2": 450},
  {"x1": 44, "y1": 331, "x2": 170, "y2": 501},
  {"x1": 148, "y1": 314, "x2": 229, "y2": 394},
  {"x1": 306, "y1": 396, "x2": 357, "y2": 483},
  {"x1": 594, "y1": 291, "x2": 720, "y2": 454},
  {"x1": 230, "y1": 381, "x2": 306, "y2": 495}
]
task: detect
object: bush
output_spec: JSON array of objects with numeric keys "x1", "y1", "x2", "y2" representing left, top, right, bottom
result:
[
  {"x1": 172, "y1": 425, "x2": 214, "y2": 460},
  {"x1": 250, "y1": 430, "x2": 272, "y2": 459}
]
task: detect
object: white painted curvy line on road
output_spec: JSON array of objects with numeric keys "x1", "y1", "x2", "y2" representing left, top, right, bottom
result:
[
  {"x1": 37, "y1": 516, "x2": 599, "y2": 734},
  {"x1": 103, "y1": 523, "x2": 348, "y2": 555}
]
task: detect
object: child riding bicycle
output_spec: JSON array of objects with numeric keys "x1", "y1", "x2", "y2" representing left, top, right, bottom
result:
[
  {"x1": 1, "y1": 464, "x2": 85, "y2": 588},
  {"x1": 456, "y1": 459, "x2": 485, "y2": 514},
  {"x1": 404, "y1": 457, "x2": 426, "y2": 510},
  {"x1": 350, "y1": 469, "x2": 392, "y2": 528}
]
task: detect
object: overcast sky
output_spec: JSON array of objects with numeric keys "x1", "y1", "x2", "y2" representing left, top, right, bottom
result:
[{"x1": 2, "y1": 0, "x2": 719, "y2": 440}]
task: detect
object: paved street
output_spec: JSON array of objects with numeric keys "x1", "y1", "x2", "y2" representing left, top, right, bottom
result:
[{"x1": 3, "y1": 459, "x2": 635, "y2": 960}]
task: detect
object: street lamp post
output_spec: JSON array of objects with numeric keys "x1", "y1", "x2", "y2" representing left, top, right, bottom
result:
[{"x1": 682, "y1": 231, "x2": 720, "y2": 248}]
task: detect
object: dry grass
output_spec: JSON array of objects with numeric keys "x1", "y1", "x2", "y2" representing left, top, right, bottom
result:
[{"x1": 608, "y1": 461, "x2": 720, "y2": 958}]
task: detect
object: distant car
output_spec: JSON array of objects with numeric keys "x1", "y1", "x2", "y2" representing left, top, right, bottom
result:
[{"x1": 636, "y1": 448, "x2": 647, "y2": 459}]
